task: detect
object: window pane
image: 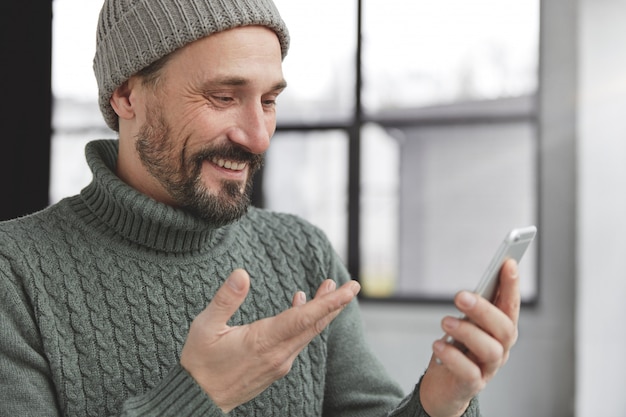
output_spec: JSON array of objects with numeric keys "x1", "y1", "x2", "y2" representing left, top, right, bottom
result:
[
  {"x1": 361, "y1": 121, "x2": 537, "y2": 301},
  {"x1": 360, "y1": 124, "x2": 400, "y2": 296},
  {"x1": 263, "y1": 131, "x2": 349, "y2": 261},
  {"x1": 51, "y1": 0, "x2": 108, "y2": 204},
  {"x1": 51, "y1": 99, "x2": 110, "y2": 204},
  {"x1": 362, "y1": 0, "x2": 539, "y2": 112},
  {"x1": 273, "y1": 0, "x2": 356, "y2": 124},
  {"x1": 52, "y1": 0, "x2": 102, "y2": 102}
]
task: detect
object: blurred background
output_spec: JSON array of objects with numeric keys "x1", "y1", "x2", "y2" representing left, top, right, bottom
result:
[{"x1": 1, "y1": 0, "x2": 625, "y2": 415}]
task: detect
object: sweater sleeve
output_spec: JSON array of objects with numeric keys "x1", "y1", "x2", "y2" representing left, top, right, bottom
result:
[
  {"x1": 119, "y1": 365, "x2": 227, "y2": 417},
  {"x1": 321, "y1": 248, "x2": 482, "y2": 417}
]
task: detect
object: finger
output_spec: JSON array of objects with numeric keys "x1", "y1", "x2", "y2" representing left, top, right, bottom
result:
[
  {"x1": 432, "y1": 339, "x2": 483, "y2": 385},
  {"x1": 198, "y1": 269, "x2": 250, "y2": 331},
  {"x1": 292, "y1": 291, "x2": 306, "y2": 307},
  {"x1": 314, "y1": 279, "x2": 337, "y2": 298},
  {"x1": 270, "y1": 280, "x2": 360, "y2": 347},
  {"x1": 494, "y1": 259, "x2": 521, "y2": 326},
  {"x1": 454, "y1": 291, "x2": 516, "y2": 352},
  {"x1": 292, "y1": 279, "x2": 334, "y2": 308},
  {"x1": 441, "y1": 317, "x2": 504, "y2": 372}
]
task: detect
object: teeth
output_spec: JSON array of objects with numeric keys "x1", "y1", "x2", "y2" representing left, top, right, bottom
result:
[{"x1": 212, "y1": 157, "x2": 246, "y2": 171}]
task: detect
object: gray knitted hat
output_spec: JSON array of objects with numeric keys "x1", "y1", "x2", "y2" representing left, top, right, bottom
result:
[{"x1": 93, "y1": 0, "x2": 290, "y2": 131}]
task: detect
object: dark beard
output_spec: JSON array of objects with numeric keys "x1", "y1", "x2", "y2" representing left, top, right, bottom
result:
[{"x1": 134, "y1": 105, "x2": 264, "y2": 226}]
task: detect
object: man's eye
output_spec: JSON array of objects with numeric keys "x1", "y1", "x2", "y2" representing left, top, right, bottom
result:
[
  {"x1": 263, "y1": 95, "x2": 280, "y2": 107},
  {"x1": 214, "y1": 96, "x2": 233, "y2": 103}
]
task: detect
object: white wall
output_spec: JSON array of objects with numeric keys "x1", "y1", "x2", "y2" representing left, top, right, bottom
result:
[{"x1": 577, "y1": 0, "x2": 626, "y2": 415}]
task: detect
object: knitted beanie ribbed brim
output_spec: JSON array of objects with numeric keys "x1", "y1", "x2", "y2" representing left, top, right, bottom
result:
[{"x1": 93, "y1": 0, "x2": 290, "y2": 131}]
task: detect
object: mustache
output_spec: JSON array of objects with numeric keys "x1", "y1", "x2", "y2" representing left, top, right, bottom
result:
[{"x1": 192, "y1": 144, "x2": 265, "y2": 170}]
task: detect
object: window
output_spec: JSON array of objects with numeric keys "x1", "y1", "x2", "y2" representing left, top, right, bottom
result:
[
  {"x1": 50, "y1": 0, "x2": 109, "y2": 204},
  {"x1": 362, "y1": 0, "x2": 538, "y2": 111},
  {"x1": 51, "y1": 0, "x2": 540, "y2": 302}
]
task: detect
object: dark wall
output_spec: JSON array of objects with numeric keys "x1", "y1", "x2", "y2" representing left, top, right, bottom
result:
[{"x1": 0, "y1": 3, "x2": 52, "y2": 221}]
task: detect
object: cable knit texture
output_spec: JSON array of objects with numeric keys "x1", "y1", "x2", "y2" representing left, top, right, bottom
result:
[{"x1": 0, "y1": 139, "x2": 481, "y2": 417}]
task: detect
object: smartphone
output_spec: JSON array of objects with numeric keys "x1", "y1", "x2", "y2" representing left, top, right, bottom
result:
[
  {"x1": 472, "y1": 225, "x2": 537, "y2": 303},
  {"x1": 443, "y1": 225, "x2": 537, "y2": 349}
]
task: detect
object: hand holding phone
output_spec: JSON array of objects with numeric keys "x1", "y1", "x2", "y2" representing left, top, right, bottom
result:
[{"x1": 444, "y1": 225, "x2": 537, "y2": 348}]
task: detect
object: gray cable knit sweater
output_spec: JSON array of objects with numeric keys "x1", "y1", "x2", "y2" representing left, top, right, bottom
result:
[{"x1": 0, "y1": 139, "x2": 480, "y2": 416}]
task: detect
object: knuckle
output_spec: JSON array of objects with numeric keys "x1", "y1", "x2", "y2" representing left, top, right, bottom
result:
[
  {"x1": 253, "y1": 340, "x2": 292, "y2": 378},
  {"x1": 212, "y1": 292, "x2": 233, "y2": 311},
  {"x1": 299, "y1": 305, "x2": 340, "y2": 335},
  {"x1": 254, "y1": 331, "x2": 276, "y2": 356},
  {"x1": 314, "y1": 316, "x2": 330, "y2": 334},
  {"x1": 295, "y1": 314, "x2": 315, "y2": 333},
  {"x1": 509, "y1": 326, "x2": 519, "y2": 346},
  {"x1": 268, "y1": 354, "x2": 293, "y2": 378},
  {"x1": 460, "y1": 366, "x2": 484, "y2": 389},
  {"x1": 486, "y1": 342, "x2": 504, "y2": 363},
  {"x1": 470, "y1": 379, "x2": 487, "y2": 394},
  {"x1": 501, "y1": 321, "x2": 519, "y2": 348},
  {"x1": 511, "y1": 297, "x2": 521, "y2": 311}
]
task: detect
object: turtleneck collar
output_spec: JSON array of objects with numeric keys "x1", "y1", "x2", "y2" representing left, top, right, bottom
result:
[{"x1": 77, "y1": 139, "x2": 231, "y2": 254}]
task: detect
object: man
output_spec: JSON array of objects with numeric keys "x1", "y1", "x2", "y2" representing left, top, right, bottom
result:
[{"x1": 0, "y1": 0, "x2": 519, "y2": 416}]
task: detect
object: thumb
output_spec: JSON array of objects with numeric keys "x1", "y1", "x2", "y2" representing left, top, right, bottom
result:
[{"x1": 200, "y1": 269, "x2": 250, "y2": 329}]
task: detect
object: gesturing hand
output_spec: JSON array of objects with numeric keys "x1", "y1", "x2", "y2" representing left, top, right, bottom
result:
[
  {"x1": 420, "y1": 259, "x2": 521, "y2": 417},
  {"x1": 180, "y1": 269, "x2": 361, "y2": 413}
]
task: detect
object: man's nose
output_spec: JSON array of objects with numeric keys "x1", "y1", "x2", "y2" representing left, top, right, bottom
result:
[{"x1": 229, "y1": 103, "x2": 273, "y2": 154}]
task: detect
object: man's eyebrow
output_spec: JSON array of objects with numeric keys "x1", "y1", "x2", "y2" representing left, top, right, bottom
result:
[
  {"x1": 204, "y1": 77, "x2": 287, "y2": 91},
  {"x1": 272, "y1": 79, "x2": 288, "y2": 91}
]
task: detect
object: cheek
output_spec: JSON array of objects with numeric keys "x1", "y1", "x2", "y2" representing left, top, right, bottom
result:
[
  {"x1": 266, "y1": 113, "x2": 277, "y2": 133},
  {"x1": 165, "y1": 108, "x2": 210, "y2": 150},
  {"x1": 178, "y1": 102, "x2": 207, "y2": 128}
]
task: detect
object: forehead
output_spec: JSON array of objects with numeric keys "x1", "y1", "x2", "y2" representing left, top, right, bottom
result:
[{"x1": 166, "y1": 25, "x2": 284, "y2": 83}]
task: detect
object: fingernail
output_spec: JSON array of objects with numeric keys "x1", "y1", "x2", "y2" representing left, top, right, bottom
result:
[
  {"x1": 350, "y1": 281, "x2": 361, "y2": 294},
  {"x1": 458, "y1": 291, "x2": 477, "y2": 309},
  {"x1": 433, "y1": 341, "x2": 446, "y2": 365},
  {"x1": 433, "y1": 340, "x2": 446, "y2": 353},
  {"x1": 296, "y1": 291, "x2": 306, "y2": 305},
  {"x1": 442, "y1": 317, "x2": 459, "y2": 331},
  {"x1": 326, "y1": 280, "x2": 337, "y2": 291}
]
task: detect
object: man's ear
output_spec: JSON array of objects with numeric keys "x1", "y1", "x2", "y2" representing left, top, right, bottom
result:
[{"x1": 110, "y1": 79, "x2": 136, "y2": 121}]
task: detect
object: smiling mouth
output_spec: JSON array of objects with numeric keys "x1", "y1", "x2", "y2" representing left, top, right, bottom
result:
[{"x1": 211, "y1": 157, "x2": 247, "y2": 171}]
